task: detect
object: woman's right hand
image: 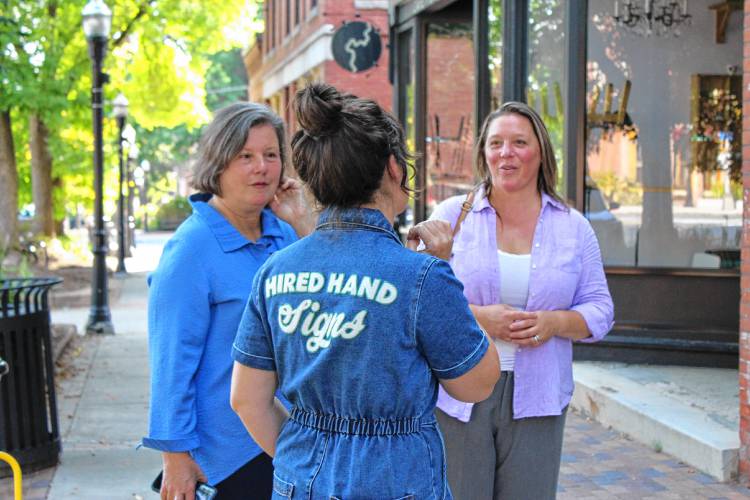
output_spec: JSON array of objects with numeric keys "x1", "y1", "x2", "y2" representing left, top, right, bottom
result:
[
  {"x1": 160, "y1": 451, "x2": 207, "y2": 500},
  {"x1": 472, "y1": 304, "x2": 537, "y2": 342},
  {"x1": 405, "y1": 220, "x2": 453, "y2": 260}
]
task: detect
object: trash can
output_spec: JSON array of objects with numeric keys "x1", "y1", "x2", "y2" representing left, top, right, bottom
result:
[{"x1": 0, "y1": 277, "x2": 63, "y2": 476}]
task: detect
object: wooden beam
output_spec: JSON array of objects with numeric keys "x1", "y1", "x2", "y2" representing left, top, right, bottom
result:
[{"x1": 709, "y1": 0, "x2": 742, "y2": 44}]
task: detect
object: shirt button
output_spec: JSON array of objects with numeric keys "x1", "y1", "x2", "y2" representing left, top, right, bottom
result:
[
  {"x1": 535, "y1": 243, "x2": 540, "y2": 248},
  {"x1": 532, "y1": 264, "x2": 537, "y2": 269}
]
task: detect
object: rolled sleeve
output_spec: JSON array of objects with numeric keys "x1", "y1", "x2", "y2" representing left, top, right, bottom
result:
[
  {"x1": 572, "y1": 223, "x2": 615, "y2": 343},
  {"x1": 143, "y1": 239, "x2": 210, "y2": 452},
  {"x1": 232, "y1": 270, "x2": 276, "y2": 371},
  {"x1": 415, "y1": 259, "x2": 489, "y2": 379},
  {"x1": 141, "y1": 435, "x2": 200, "y2": 452}
]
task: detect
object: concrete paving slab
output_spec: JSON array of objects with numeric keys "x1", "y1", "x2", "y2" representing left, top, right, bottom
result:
[
  {"x1": 571, "y1": 361, "x2": 739, "y2": 482},
  {"x1": 65, "y1": 402, "x2": 149, "y2": 447},
  {"x1": 78, "y1": 375, "x2": 150, "y2": 405},
  {"x1": 46, "y1": 447, "x2": 161, "y2": 500}
]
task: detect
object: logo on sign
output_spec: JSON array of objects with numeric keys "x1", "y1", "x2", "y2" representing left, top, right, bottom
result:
[{"x1": 331, "y1": 21, "x2": 382, "y2": 73}]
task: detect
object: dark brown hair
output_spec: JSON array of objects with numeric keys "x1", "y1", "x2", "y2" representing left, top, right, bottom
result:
[
  {"x1": 291, "y1": 83, "x2": 413, "y2": 207},
  {"x1": 475, "y1": 101, "x2": 565, "y2": 205},
  {"x1": 191, "y1": 102, "x2": 287, "y2": 195}
]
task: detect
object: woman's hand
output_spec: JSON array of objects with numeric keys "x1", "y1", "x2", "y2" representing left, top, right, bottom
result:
[
  {"x1": 160, "y1": 451, "x2": 207, "y2": 500},
  {"x1": 405, "y1": 220, "x2": 453, "y2": 260},
  {"x1": 472, "y1": 304, "x2": 536, "y2": 342},
  {"x1": 270, "y1": 177, "x2": 315, "y2": 237},
  {"x1": 508, "y1": 310, "x2": 558, "y2": 347}
]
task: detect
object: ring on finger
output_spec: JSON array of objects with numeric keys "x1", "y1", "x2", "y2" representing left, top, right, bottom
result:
[{"x1": 533, "y1": 334, "x2": 541, "y2": 344}]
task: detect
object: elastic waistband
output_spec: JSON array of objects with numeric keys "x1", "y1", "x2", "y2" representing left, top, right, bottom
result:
[{"x1": 289, "y1": 407, "x2": 435, "y2": 436}]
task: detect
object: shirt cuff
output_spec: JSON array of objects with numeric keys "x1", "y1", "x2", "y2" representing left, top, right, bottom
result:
[
  {"x1": 141, "y1": 435, "x2": 200, "y2": 452},
  {"x1": 571, "y1": 303, "x2": 614, "y2": 343},
  {"x1": 232, "y1": 343, "x2": 276, "y2": 371},
  {"x1": 433, "y1": 334, "x2": 490, "y2": 380}
]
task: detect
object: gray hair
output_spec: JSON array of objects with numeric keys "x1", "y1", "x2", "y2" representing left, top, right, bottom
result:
[{"x1": 191, "y1": 102, "x2": 287, "y2": 195}]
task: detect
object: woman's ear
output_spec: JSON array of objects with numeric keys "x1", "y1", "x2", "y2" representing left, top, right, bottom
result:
[{"x1": 386, "y1": 156, "x2": 403, "y2": 184}]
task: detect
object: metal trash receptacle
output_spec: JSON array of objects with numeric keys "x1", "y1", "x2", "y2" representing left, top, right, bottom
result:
[{"x1": 0, "y1": 277, "x2": 63, "y2": 476}]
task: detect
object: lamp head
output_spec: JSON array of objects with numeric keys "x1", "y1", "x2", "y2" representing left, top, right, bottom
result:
[
  {"x1": 82, "y1": 0, "x2": 112, "y2": 40},
  {"x1": 113, "y1": 93, "x2": 128, "y2": 119}
]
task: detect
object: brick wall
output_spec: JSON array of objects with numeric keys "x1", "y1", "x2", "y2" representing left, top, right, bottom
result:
[{"x1": 741, "y1": 0, "x2": 750, "y2": 484}]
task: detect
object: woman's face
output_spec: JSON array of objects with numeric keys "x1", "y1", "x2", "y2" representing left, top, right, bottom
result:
[
  {"x1": 484, "y1": 113, "x2": 541, "y2": 195},
  {"x1": 218, "y1": 124, "x2": 282, "y2": 211}
]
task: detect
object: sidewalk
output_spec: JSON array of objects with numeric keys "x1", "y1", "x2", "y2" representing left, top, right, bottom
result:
[
  {"x1": 45, "y1": 272, "x2": 161, "y2": 499},
  {"x1": 2, "y1": 230, "x2": 749, "y2": 498}
]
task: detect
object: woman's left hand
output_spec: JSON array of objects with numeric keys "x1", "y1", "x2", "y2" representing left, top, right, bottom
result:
[
  {"x1": 270, "y1": 177, "x2": 315, "y2": 237},
  {"x1": 508, "y1": 310, "x2": 558, "y2": 347}
]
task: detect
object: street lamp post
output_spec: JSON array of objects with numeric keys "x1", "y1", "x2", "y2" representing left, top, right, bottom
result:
[
  {"x1": 83, "y1": 0, "x2": 114, "y2": 335},
  {"x1": 127, "y1": 143, "x2": 139, "y2": 254},
  {"x1": 141, "y1": 160, "x2": 151, "y2": 232},
  {"x1": 113, "y1": 92, "x2": 128, "y2": 276}
]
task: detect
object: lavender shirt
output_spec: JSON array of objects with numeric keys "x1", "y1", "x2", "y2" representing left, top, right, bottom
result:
[{"x1": 431, "y1": 188, "x2": 614, "y2": 420}]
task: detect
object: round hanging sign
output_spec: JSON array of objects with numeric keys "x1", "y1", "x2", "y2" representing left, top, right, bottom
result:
[{"x1": 331, "y1": 21, "x2": 382, "y2": 73}]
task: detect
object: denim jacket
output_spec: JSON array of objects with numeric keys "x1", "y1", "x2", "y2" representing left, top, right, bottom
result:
[{"x1": 233, "y1": 207, "x2": 489, "y2": 499}]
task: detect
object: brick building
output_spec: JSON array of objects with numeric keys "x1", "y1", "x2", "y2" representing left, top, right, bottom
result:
[
  {"x1": 243, "y1": 0, "x2": 391, "y2": 132},
  {"x1": 741, "y1": 0, "x2": 750, "y2": 483}
]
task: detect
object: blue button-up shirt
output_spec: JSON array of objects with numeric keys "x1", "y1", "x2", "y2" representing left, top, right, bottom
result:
[
  {"x1": 431, "y1": 188, "x2": 614, "y2": 420},
  {"x1": 142, "y1": 193, "x2": 298, "y2": 484},
  {"x1": 232, "y1": 207, "x2": 489, "y2": 499}
]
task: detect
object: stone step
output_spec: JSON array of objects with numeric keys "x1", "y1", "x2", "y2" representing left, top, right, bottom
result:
[{"x1": 571, "y1": 362, "x2": 739, "y2": 482}]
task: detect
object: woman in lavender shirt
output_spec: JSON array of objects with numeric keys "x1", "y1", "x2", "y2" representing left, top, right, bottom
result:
[{"x1": 431, "y1": 102, "x2": 614, "y2": 500}]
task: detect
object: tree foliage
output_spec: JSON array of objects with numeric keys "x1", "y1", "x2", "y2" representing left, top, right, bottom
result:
[{"x1": 0, "y1": 0, "x2": 261, "y2": 239}]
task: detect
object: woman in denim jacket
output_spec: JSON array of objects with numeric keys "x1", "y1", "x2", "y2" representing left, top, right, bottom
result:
[
  {"x1": 431, "y1": 102, "x2": 615, "y2": 499},
  {"x1": 230, "y1": 83, "x2": 500, "y2": 499}
]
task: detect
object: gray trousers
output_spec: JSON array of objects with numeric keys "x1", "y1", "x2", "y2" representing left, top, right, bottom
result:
[{"x1": 436, "y1": 372, "x2": 567, "y2": 500}]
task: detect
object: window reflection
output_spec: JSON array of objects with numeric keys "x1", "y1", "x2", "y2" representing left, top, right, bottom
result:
[
  {"x1": 396, "y1": 28, "x2": 416, "y2": 236},
  {"x1": 489, "y1": 0, "x2": 503, "y2": 109},
  {"x1": 425, "y1": 22, "x2": 476, "y2": 217},
  {"x1": 527, "y1": 0, "x2": 566, "y2": 187},
  {"x1": 586, "y1": 1, "x2": 742, "y2": 269}
]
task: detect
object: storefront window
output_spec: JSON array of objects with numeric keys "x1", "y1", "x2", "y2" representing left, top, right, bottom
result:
[
  {"x1": 527, "y1": 0, "x2": 566, "y2": 187},
  {"x1": 425, "y1": 22, "x2": 475, "y2": 217},
  {"x1": 586, "y1": 1, "x2": 742, "y2": 269}
]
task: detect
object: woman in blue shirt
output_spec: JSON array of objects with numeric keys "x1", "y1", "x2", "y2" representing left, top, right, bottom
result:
[
  {"x1": 143, "y1": 103, "x2": 313, "y2": 499},
  {"x1": 230, "y1": 83, "x2": 500, "y2": 499}
]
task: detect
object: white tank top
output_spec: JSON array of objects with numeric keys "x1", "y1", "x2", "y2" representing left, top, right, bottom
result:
[{"x1": 495, "y1": 249, "x2": 531, "y2": 371}]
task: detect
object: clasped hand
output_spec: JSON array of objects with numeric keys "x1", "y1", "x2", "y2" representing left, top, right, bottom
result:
[{"x1": 481, "y1": 305, "x2": 556, "y2": 347}]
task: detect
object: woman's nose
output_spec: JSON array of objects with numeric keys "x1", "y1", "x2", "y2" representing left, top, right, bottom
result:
[
  {"x1": 499, "y1": 142, "x2": 513, "y2": 157},
  {"x1": 252, "y1": 157, "x2": 267, "y2": 173}
]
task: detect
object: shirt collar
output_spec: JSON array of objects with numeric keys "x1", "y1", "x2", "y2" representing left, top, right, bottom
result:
[
  {"x1": 471, "y1": 186, "x2": 567, "y2": 213},
  {"x1": 190, "y1": 193, "x2": 285, "y2": 253},
  {"x1": 316, "y1": 207, "x2": 401, "y2": 244}
]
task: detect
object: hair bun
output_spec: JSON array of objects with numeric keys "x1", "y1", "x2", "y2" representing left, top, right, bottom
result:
[{"x1": 294, "y1": 83, "x2": 344, "y2": 137}]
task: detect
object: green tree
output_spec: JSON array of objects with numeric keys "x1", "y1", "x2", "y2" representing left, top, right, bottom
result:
[{"x1": 0, "y1": 0, "x2": 261, "y2": 241}]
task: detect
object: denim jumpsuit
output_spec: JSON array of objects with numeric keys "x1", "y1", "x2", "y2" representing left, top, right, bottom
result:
[{"x1": 232, "y1": 207, "x2": 489, "y2": 499}]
